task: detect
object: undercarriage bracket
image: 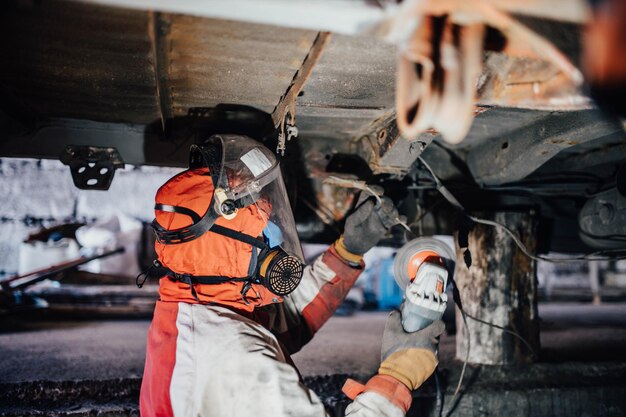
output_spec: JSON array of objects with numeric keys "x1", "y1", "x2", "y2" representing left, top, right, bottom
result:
[{"x1": 60, "y1": 145, "x2": 125, "y2": 191}]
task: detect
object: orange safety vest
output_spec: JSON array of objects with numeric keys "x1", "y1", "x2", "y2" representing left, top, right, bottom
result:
[{"x1": 154, "y1": 168, "x2": 282, "y2": 311}]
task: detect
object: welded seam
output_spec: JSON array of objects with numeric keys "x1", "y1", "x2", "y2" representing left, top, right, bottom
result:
[{"x1": 148, "y1": 11, "x2": 173, "y2": 130}]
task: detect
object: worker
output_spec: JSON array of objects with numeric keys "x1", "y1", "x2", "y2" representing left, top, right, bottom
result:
[{"x1": 139, "y1": 134, "x2": 444, "y2": 417}]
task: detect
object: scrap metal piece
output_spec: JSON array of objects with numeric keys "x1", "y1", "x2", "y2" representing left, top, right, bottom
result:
[
  {"x1": 60, "y1": 145, "x2": 125, "y2": 190},
  {"x1": 323, "y1": 175, "x2": 412, "y2": 232},
  {"x1": 271, "y1": 30, "x2": 332, "y2": 128},
  {"x1": 1, "y1": 247, "x2": 125, "y2": 293},
  {"x1": 396, "y1": 15, "x2": 484, "y2": 144},
  {"x1": 272, "y1": 31, "x2": 332, "y2": 155},
  {"x1": 356, "y1": 113, "x2": 436, "y2": 176},
  {"x1": 394, "y1": 0, "x2": 586, "y2": 145}
]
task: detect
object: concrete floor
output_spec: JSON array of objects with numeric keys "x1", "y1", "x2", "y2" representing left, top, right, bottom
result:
[
  {"x1": 0, "y1": 302, "x2": 625, "y2": 416},
  {"x1": 0, "y1": 302, "x2": 624, "y2": 383}
]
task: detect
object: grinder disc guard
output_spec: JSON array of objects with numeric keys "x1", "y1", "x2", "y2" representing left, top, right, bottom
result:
[
  {"x1": 394, "y1": 237, "x2": 456, "y2": 332},
  {"x1": 393, "y1": 237, "x2": 455, "y2": 290}
]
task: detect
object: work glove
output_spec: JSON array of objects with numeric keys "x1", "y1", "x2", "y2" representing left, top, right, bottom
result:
[
  {"x1": 340, "y1": 192, "x2": 399, "y2": 256},
  {"x1": 342, "y1": 311, "x2": 444, "y2": 416},
  {"x1": 378, "y1": 310, "x2": 444, "y2": 391}
]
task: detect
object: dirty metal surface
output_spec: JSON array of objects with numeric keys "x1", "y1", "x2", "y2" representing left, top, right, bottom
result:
[
  {"x1": 537, "y1": 133, "x2": 626, "y2": 176},
  {"x1": 2, "y1": 0, "x2": 619, "y2": 254},
  {"x1": 455, "y1": 107, "x2": 558, "y2": 150},
  {"x1": 0, "y1": 0, "x2": 160, "y2": 124},
  {"x1": 294, "y1": 34, "x2": 396, "y2": 143},
  {"x1": 271, "y1": 32, "x2": 332, "y2": 127},
  {"x1": 162, "y1": 15, "x2": 317, "y2": 116},
  {"x1": 0, "y1": 119, "x2": 189, "y2": 167},
  {"x1": 0, "y1": 0, "x2": 319, "y2": 125},
  {"x1": 1, "y1": 1, "x2": 591, "y2": 157},
  {"x1": 465, "y1": 109, "x2": 625, "y2": 186}
]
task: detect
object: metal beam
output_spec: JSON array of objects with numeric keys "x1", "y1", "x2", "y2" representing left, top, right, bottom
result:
[
  {"x1": 466, "y1": 109, "x2": 624, "y2": 186},
  {"x1": 0, "y1": 119, "x2": 188, "y2": 167},
  {"x1": 271, "y1": 32, "x2": 332, "y2": 127},
  {"x1": 75, "y1": 0, "x2": 384, "y2": 35},
  {"x1": 75, "y1": 0, "x2": 588, "y2": 38}
]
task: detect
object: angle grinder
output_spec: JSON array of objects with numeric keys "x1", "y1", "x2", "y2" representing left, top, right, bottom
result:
[{"x1": 393, "y1": 237, "x2": 455, "y2": 332}]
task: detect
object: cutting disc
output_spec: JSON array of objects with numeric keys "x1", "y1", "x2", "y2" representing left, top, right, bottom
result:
[{"x1": 393, "y1": 237, "x2": 455, "y2": 290}]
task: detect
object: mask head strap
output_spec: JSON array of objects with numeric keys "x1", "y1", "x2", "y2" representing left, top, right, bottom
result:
[{"x1": 152, "y1": 139, "x2": 226, "y2": 245}]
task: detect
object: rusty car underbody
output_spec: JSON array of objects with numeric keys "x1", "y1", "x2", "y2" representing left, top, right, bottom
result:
[{"x1": 1, "y1": 0, "x2": 625, "y2": 254}]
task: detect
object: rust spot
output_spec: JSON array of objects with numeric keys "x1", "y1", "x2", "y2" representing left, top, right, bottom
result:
[
  {"x1": 378, "y1": 129, "x2": 387, "y2": 145},
  {"x1": 473, "y1": 106, "x2": 490, "y2": 116}
]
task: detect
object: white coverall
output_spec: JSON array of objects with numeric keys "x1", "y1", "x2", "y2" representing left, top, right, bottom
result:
[{"x1": 140, "y1": 246, "x2": 406, "y2": 417}]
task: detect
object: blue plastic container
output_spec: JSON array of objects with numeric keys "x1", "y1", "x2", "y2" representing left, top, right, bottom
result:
[{"x1": 377, "y1": 258, "x2": 403, "y2": 309}]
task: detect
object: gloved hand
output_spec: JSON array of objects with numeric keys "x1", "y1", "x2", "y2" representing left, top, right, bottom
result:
[
  {"x1": 340, "y1": 192, "x2": 399, "y2": 256},
  {"x1": 341, "y1": 311, "x2": 444, "y2": 416},
  {"x1": 378, "y1": 310, "x2": 445, "y2": 391}
]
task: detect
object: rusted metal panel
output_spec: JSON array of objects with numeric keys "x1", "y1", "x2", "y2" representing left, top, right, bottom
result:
[
  {"x1": 465, "y1": 109, "x2": 624, "y2": 186},
  {"x1": 297, "y1": 34, "x2": 395, "y2": 111},
  {"x1": 163, "y1": 15, "x2": 318, "y2": 116},
  {"x1": 478, "y1": 53, "x2": 587, "y2": 110},
  {"x1": 0, "y1": 0, "x2": 599, "y2": 185},
  {"x1": 295, "y1": 34, "x2": 395, "y2": 140},
  {"x1": 0, "y1": 0, "x2": 160, "y2": 124},
  {"x1": 0, "y1": 1, "x2": 319, "y2": 125}
]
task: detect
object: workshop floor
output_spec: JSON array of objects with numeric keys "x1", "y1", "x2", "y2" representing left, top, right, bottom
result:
[
  {"x1": 1, "y1": 302, "x2": 625, "y2": 416},
  {"x1": 0, "y1": 302, "x2": 624, "y2": 382}
]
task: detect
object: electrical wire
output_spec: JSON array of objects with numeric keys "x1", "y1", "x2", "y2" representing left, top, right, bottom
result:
[
  {"x1": 434, "y1": 365, "x2": 444, "y2": 417},
  {"x1": 464, "y1": 312, "x2": 537, "y2": 359},
  {"x1": 454, "y1": 309, "x2": 470, "y2": 398},
  {"x1": 440, "y1": 279, "x2": 538, "y2": 417},
  {"x1": 468, "y1": 216, "x2": 626, "y2": 262},
  {"x1": 418, "y1": 148, "x2": 591, "y2": 412},
  {"x1": 417, "y1": 156, "x2": 626, "y2": 262},
  {"x1": 439, "y1": 306, "x2": 470, "y2": 417}
]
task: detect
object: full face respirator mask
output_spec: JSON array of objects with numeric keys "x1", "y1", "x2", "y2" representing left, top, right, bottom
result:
[{"x1": 149, "y1": 134, "x2": 305, "y2": 298}]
